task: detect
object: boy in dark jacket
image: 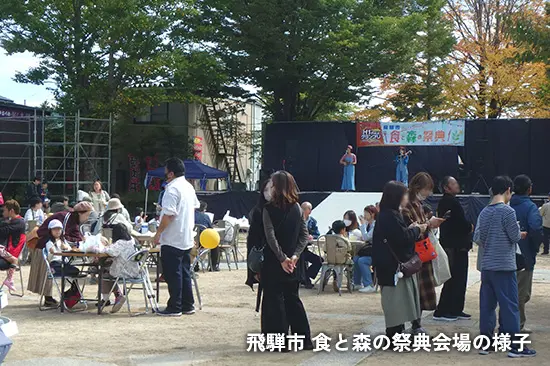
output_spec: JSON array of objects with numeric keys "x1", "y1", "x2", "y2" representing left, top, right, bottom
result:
[{"x1": 510, "y1": 175, "x2": 543, "y2": 332}]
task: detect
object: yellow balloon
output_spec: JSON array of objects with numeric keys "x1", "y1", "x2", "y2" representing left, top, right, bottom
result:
[{"x1": 200, "y1": 228, "x2": 220, "y2": 249}]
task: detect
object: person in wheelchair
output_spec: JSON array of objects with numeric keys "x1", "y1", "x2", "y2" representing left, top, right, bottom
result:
[{"x1": 45, "y1": 219, "x2": 80, "y2": 277}]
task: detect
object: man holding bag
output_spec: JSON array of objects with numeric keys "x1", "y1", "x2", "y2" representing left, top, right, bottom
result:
[{"x1": 433, "y1": 177, "x2": 473, "y2": 322}]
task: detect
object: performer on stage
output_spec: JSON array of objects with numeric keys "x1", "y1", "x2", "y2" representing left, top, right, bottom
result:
[
  {"x1": 395, "y1": 146, "x2": 412, "y2": 186},
  {"x1": 340, "y1": 145, "x2": 357, "y2": 192}
]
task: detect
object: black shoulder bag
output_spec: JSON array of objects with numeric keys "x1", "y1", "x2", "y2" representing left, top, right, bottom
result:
[{"x1": 247, "y1": 207, "x2": 287, "y2": 274}]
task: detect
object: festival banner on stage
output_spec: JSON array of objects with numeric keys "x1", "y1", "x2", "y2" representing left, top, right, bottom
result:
[{"x1": 357, "y1": 120, "x2": 465, "y2": 147}]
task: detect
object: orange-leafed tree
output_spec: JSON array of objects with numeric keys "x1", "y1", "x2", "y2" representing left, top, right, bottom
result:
[{"x1": 441, "y1": 0, "x2": 549, "y2": 119}]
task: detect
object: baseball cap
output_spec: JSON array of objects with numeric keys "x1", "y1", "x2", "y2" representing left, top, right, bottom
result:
[{"x1": 48, "y1": 219, "x2": 63, "y2": 230}]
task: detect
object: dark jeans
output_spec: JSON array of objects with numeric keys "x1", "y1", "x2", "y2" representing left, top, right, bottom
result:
[
  {"x1": 435, "y1": 248, "x2": 468, "y2": 316},
  {"x1": 543, "y1": 227, "x2": 550, "y2": 254},
  {"x1": 303, "y1": 248, "x2": 322, "y2": 280},
  {"x1": 50, "y1": 260, "x2": 80, "y2": 277},
  {"x1": 161, "y1": 245, "x2": 194, "y2": 312},
  {"x1": 261, "y1": 280, "x2": 312, "y2": 347}
]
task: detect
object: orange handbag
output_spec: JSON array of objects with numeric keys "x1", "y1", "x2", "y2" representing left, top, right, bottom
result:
[{"x1": 415, "y1": 236, "x2": 437, "y2": 263}]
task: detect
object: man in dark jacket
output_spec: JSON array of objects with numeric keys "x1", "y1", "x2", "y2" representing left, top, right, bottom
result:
[
  {"x1": 433, "y1": 176, "x2": 473, "y2": 321},
  {"x1": 25, "y1": 177, "x2": 41, "y2": 205},
  {"x1": 510, "y1": 175, "x2": 543, "y2": 332}
]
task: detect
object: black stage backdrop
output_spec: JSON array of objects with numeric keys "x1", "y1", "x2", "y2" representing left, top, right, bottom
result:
[
  {"x1": 197, "y1": 191, "x2": 492, "y2": 224},
  {"x1": 264, "y1": 119, "x2": 550, "y2": 195},
  {"x1": 464, "y1": 119, "x2": 550, "y2": 195},
  {"x1": 264, "y1": 122, "x2": 459, "y2": 192}
]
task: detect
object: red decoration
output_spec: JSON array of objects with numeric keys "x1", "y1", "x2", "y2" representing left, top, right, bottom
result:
[{"x1": 356, "y1": 122, "x2": 384, "y2": 147}]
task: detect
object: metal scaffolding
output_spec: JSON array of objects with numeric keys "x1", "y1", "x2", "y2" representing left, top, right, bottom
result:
[{"x1": 0, "y1": 111, "x2": 112, "y2": 200}]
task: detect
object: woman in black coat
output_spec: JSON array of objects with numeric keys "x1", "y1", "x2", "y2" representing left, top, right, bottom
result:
[
  {"x1": 261, "y1": 171, "x2": 312, "y2": 350},
  {"x1": 372, "y1": 181, "x2": 427, "y2": 338}
]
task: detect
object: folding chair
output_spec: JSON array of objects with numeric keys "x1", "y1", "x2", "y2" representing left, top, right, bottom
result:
[
  {"x1": 315, "y1": 235, "x2": 353, "y2": 296},
  {"x1": 39, "y1": 248, "x2": 88, "y2": 312},
  {"x1": 102, "y1": 249, "x2": 159, "y2": 316},
  {"x1": 194, "y1": 224, "x2": 210, "y2": 272},
  {"x1": 218, "y1": 221, "x2": 240, "y2": 270}
]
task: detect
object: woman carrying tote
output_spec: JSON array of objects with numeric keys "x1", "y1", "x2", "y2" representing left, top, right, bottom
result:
[
  {"x1": 27, "y1": 201, "x2": 93, "y2": 307},
  {"x1": 402, "y1": 172, "x2": 445, "y2": 333},
  {"x1": 372, "y1": 181, "x2": 427, "y2": 338},
  {"x1": 261, "y1": 171, "x2": 312, "y2": 351}
]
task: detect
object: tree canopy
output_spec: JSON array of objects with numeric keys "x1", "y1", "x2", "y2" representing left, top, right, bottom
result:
[{"x1": 180, "y1": 0, "x2": 436, "y2": 121}]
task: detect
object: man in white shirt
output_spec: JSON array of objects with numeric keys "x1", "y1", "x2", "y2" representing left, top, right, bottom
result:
[{"x1": 154, "y1": 158, "x2": 200, "y2": 316}]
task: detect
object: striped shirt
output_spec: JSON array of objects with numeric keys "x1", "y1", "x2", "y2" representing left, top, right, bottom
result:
[{"x1": 474, "y1": 202, "x2": 521, "y2": 271}]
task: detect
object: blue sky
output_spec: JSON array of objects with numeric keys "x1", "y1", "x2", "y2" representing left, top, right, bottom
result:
[{"x1": 0, "y1": 49, "x2": 55, "y2": 107}]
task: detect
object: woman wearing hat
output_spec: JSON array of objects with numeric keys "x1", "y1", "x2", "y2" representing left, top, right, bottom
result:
[
  {"x1": 27, "y1": 201, "x2": 93, "y2": 307},
  {"x1": 340, "y1": 145, "x2": 357, "y2": 192},
  {"x1": 103, "y1": 198, "x2": 133, "y2": 234}
]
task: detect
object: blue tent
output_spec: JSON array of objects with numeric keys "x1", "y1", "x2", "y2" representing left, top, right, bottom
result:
[
  {"x1": 143, "y1": 160, "x2": 230, "y2": 213},
  {"x1": 144, "y1": 160, "x2": 230, "y2": 188}
]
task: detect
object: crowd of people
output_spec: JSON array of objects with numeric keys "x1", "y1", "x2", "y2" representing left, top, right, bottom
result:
[
  {"x1": 1, "y1": 160, "x2": 548, "y2": 358},
  {"x1": 246, "y1": 169, "x2": 544, "y2": 357}
]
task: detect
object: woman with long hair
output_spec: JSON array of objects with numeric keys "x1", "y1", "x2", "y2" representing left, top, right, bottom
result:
[
  {"x1": 372, "y1": 181, "x2": 427, "y2": 338},
  {"x1": 402, "y1": 172, "x2": 445, "y2": 333},
  {"x1": 261, "y1": 171, "x2": 312, "y2": 350},
  {"x1": 343, "y1": 210, "x2": 362, "y2": 240}
]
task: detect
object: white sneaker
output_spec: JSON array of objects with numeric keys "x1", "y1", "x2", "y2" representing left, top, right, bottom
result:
[
  {"x1": 359, "y1": 285, "x2": 376, "y2": 293},
  {"x1": 352, "y1": 284, "x2": 364, "y2": 291}
]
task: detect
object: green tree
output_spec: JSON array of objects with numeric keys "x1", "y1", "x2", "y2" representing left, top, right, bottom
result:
[
  {"x1": 0, "y1": 0, "x2": 230, "y2": 187},
  {"x1": 378, "y1": 0, "x2": 454, "y2": 121},
  {"x1": 181, "y1": 0, "x2": 430, "y2": 121}
]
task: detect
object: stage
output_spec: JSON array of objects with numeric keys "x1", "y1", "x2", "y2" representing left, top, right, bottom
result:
[
  {"x1": 195, "y1": 191, "x2": 550, "y2": 230},
  {"x1": 262, "y1": 120, "x2": 550, "y2": 195}
]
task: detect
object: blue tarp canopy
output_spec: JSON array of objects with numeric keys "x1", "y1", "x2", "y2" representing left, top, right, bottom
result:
[
  {"x1": 143, "y1": 160, "x2": 230, "y2": 213},
  {"x1": 144, "y1": 159, "x2": 230, "y2": 189}
]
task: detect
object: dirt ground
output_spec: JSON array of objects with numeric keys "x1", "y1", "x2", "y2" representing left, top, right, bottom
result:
[{"x1": 3, "y1": 248, "x2": 550, "y2": 365}]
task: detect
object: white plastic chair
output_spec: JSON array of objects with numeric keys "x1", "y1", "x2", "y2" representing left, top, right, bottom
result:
[{"x1": 217, "y1": 221, "x2": 240, "y2": 270}]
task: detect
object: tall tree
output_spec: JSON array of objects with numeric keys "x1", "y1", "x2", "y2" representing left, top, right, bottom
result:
[
  {"x1": 0, "y1": 0, "x2": 210, "y2": 116},
  {"x1": 378, "y1": 0, "x2": 455, "y2": 121},
  {"x1": 441, "y1": 0, "x2": 549, "y2": 119},
  {"x1": 180, "y1": 0, "x2": 430, "y2": 121}
]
